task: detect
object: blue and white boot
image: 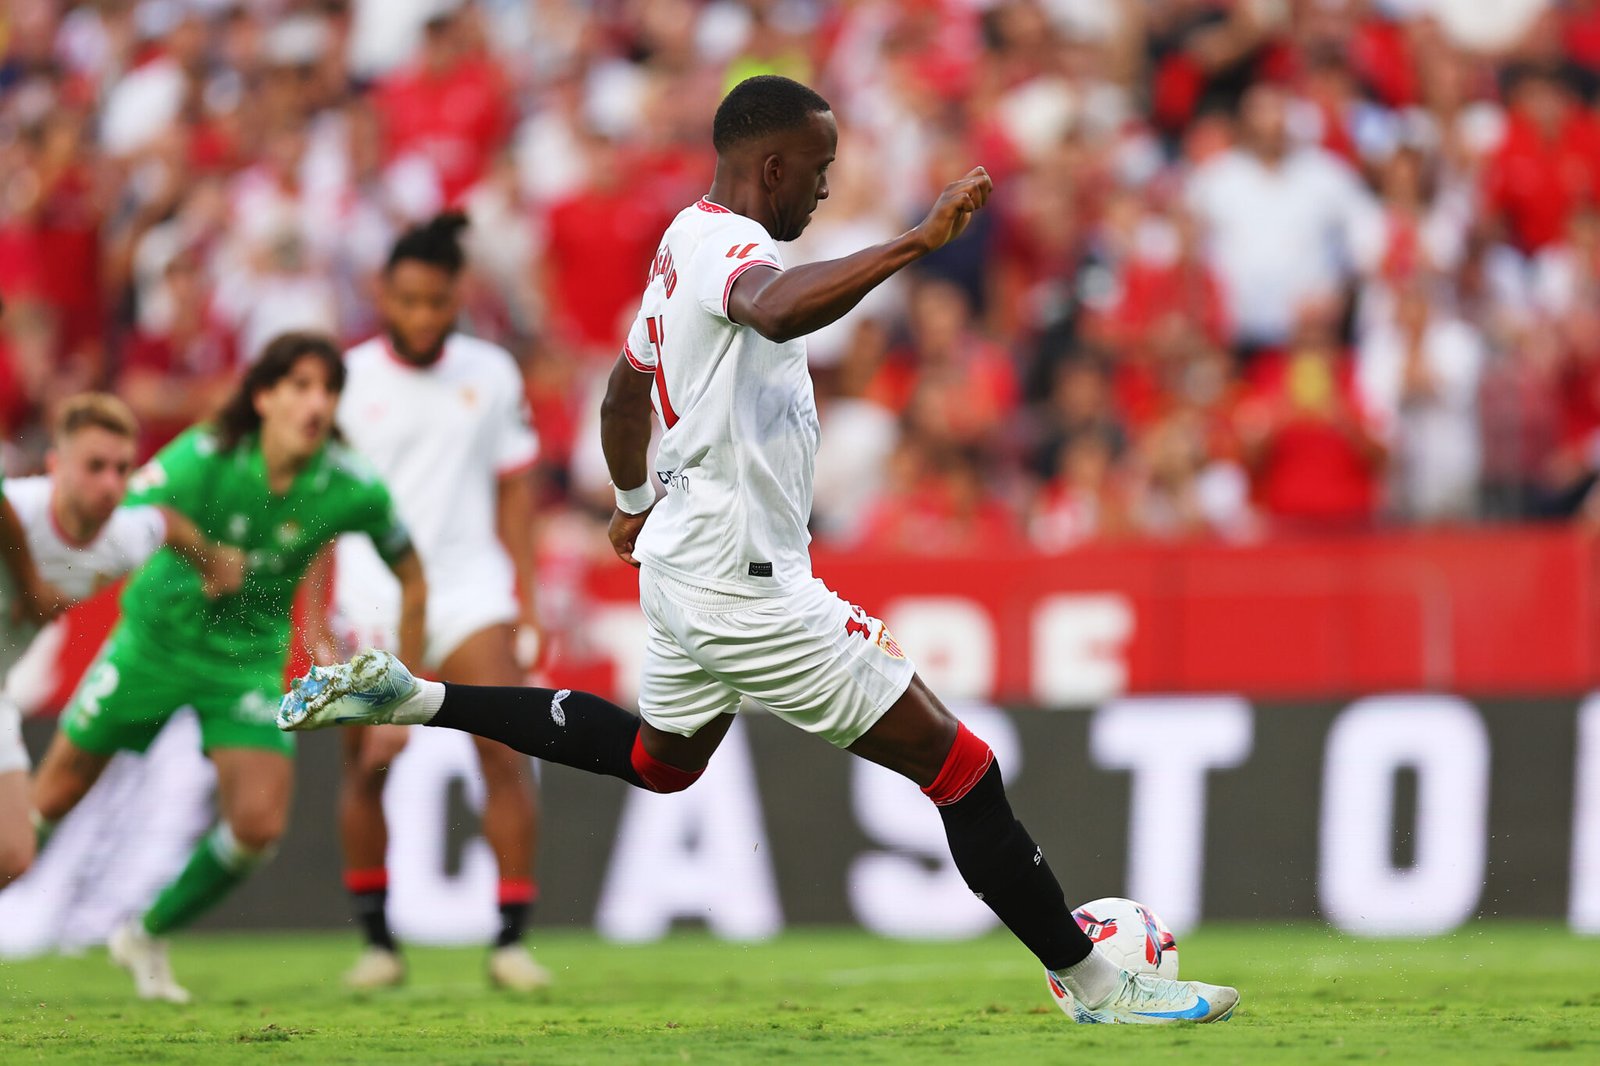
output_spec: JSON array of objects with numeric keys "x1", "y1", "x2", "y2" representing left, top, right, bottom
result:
[
  {"x1": 277, "y1": 650, "x2": 433, "y2": 731},
  {"x1": 1047, "y1": 967, "x2": 1238, "y2": 1024}
]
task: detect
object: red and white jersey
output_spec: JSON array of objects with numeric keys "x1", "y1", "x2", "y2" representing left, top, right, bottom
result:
[
  {"x1": 335, "y1": 333, "x2": 538, "y2": 591},
  {"x1": 1, "y1": 475, "x2": 166, "y2": 674},
  {"x1": 624, "y1": 198, "x2": 820, "y2": 597}
]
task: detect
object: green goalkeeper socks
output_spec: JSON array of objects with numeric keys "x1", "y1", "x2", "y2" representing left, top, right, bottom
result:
[{"x1": 142, "y1": 824, "x2": 270, "y2": 936}]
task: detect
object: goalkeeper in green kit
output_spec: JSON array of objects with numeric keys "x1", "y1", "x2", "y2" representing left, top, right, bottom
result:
[{"x1": 30, "y1": 333, "x2": 426, "y2": 1003}]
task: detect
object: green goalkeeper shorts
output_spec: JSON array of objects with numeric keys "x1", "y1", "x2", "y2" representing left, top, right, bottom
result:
[{"x1": 59, "y1": 626, "x2": 294, "y2": 757}]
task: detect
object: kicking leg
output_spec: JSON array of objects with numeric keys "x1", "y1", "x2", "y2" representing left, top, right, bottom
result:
[
  {"x1": 279, "y1": 650, "x2": 731, "y2": 791},
  {"x1": 848, "y1": 674, "x2": 1238, "y2": 1024}
]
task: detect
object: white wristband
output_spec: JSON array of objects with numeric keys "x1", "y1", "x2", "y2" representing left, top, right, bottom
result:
[{"x1": 613, "y1": 481, "x2": 657, "y2": 515}]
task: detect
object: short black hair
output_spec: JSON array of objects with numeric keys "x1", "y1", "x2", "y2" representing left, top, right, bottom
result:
[
  {"x1": 712, "y1": 75, "x2": 831, "y2": 154},
  {"x1": 386, "y1": 210, "x2": 470, "y2": 276}
]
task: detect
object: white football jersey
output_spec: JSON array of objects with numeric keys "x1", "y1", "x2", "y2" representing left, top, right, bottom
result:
[
  {"x1": 0, "y1": 475, "x2": 167, "y2": 675},
  {"x1": 334, "y1": 332, "x2": 539, "y2": 600},
  {"x1": 625, "y1": 198, "x2": 820, "y2": 597}
]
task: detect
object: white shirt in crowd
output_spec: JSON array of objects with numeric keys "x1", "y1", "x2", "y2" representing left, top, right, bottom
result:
[
  {"x1": 0, "y1": 476, "x2": 167, "y2": 676},
  {"x1": 1187, "y1": 146, "x2": 1373, "y2": 346},
  {"x1": 1356, "y1": 314, "x2": 1486, "y2": 520},
  {"x1": 624, "y1": 198, "x2": 820, "y2": 597}
]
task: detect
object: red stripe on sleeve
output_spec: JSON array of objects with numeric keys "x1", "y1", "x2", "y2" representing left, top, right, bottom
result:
[
  {"x1": 722, "y1": 260, "x2": 780, "y2": 318},
  {"x1": 623, "y1": 343, "x2": 653, "y2": 373}
]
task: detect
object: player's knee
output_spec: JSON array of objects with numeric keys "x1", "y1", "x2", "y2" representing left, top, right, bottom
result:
[
  {"x1": 32, "y1": 777, "x2": 84, "y2": 823},
  {"x1": 228, "y1": 807, "x2": 288, "y2": 853},
  {"x1": 630, "y1": 734, "x2": 705, "y2": 793}
]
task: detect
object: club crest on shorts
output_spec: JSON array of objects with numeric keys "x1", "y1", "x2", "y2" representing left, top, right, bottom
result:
[{"x1": 876, "y1": 625, "x2": 905, "y2": 659}]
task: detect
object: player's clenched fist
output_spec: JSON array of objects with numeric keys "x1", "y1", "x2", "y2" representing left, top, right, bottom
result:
[
  {"x1": 609, "y1": 508, "x2": 650, "y2": 569},
  {"x1": 913, "y1": 167, "x2": 992, "y2": 252}
]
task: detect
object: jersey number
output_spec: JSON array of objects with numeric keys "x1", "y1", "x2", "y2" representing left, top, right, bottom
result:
[
  {"x1": 645, "y1": 315, "x2": 665, "y2": 363},
  {"x1": 645, "y1": 315, "x2": 679, "y2": 428}
]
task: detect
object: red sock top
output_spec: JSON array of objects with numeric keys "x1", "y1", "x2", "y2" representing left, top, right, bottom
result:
[
  {"x1": 344, "y1": 867, "x2": 389, "y2": 894},
  {"x1": 630, "y1": 733, "x2": 706, "y2": 793},
  {"x1": 497, "y1": 878, "x2": 538, "y2": 906},
  {"x1": 921, "y1": 722, "x2": 994, "y2": 806}
]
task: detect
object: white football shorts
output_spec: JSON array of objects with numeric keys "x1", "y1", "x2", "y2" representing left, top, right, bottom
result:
[
  {"x1": 0, "y1": 696, "x2": 28, "y2": 775},
  {"x1": 637, "y1": 566, "x2": 916, "y2": 748},
  {"x1": 333, "y1": 538, "x2": 519, "y2": 671}
]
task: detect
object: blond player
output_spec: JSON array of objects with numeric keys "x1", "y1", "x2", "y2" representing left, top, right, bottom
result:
[{"x1": 1, "y1": 395, "x2": 243, "y2": 885}]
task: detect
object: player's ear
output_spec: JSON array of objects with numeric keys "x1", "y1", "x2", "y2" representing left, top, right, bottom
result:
[
  {"x1": 45, "y1": 449, "x2": 58, "y2": 476},
  {"x1": 762, "y1": 152, "x2": 783, "y2": 192}
]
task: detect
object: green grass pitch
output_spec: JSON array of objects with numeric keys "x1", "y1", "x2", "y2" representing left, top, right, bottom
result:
[{"x1": 2, "y1": 924, "x2": 1595, "y2": 1063}]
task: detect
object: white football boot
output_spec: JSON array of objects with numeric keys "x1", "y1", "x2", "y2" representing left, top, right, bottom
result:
[
  {"x1": 488, "y1": 944, "x2": 553, "y2": 991},
  {"x1": 108, "y1": 919, "x2": 191, "y2": 1004},
  {"x1": 344, "y1": 946, "x2": 406, "y2": 990},
  {"x1": 1047, "y1": 967, "x2": 1238, "y2": 1024},
  {"x1": 278, "y1": 650, "x2": 427, "y2": 731}
]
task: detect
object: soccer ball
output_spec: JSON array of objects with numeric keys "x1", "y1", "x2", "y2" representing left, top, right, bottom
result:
[{"x1": 1071, "y1": 896, "x2": 1179, "y2": 979}]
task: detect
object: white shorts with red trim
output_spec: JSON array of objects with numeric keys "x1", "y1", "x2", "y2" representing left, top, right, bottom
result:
[
  {"x1": 332, "y1": 538, "x2": 519, "y2": 671},
  {"x1": 636, "y1": 566, "x2": 916, "y2": 748},
  {"x1": 0, "y1": 697, "x2": 27, "y2": 775}
]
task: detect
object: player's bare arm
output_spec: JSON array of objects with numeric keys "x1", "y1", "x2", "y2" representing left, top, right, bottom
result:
[
  {"x1": 600, "y1": 353, "x2": 658, "y2": 568},
  {"x1": 388, "y1": 549, "x2": 427, "y2": 669},
  {"x1": 1, "y1": 493, "x2": 66, "y2": 625},
  {"x1": 496, "y1": 468, "x2": 544, "y2": 669},
  {"x1": 728, "y1": 167, "x2": 992, "y2": 343},
  {"x1": 158, "y1": 507, "x2": 246, "y2": 599}
]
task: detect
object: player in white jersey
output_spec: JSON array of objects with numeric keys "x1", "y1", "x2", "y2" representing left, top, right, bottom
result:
[
  {"x1": 320, "y1": 213, "x2": 548, "y2": 991},
  {"x1": 1, "y1": 394, "x2": 243, "y2": 885},
  {"x1": 283, "y1": 77, "x2": 1240, "y2": 1025}
]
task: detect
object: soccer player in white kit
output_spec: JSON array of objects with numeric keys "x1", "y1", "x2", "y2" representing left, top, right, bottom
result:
[
  {"x1": 0, "y1": 394, "x2": 243, "y2": 885},
  {"x1": 283, "y1": 77, "x2": 1240, "y2": 1024},
  {"x1": 324, "y1": 213, "x2": 549, "y2": 991}
]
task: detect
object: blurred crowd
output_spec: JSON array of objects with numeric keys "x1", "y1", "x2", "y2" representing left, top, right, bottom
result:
[{"x1": 4, "y1": 0, "x2": 1600, "y2": 556}]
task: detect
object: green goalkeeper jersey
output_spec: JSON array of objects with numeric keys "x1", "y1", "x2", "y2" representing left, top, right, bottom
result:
[{"x1": 120, "y1": 426, "x2": 412, "y2": 668}]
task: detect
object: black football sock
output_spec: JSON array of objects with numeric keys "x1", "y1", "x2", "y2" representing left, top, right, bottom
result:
[
  {"x1": 345, "y1": 870, "x2": 397, "y2": 951},
  {"x1": 938, "y1": 761, "x2": 1094, "y2": 972},
  {"x1": 429, "y1": 685, "x2": 647, "y2": 788}
]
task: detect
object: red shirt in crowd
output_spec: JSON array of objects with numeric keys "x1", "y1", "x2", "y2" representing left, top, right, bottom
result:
[
  {"x1": 1242, "y1": 351, "x2": 1383, "y2": 526},
  {"x1": 1483, "y1": 108, "x2": 1600, "y2": 254},
  {"x1": 376, "y1": 54, "x2": 513, "y2": 204},
  {"x1": 542, "y1": 180, "x2": 665, "y2": 355},
  {"x1": 120, "y1": 327, "x2": 238, "y2": 459}
]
